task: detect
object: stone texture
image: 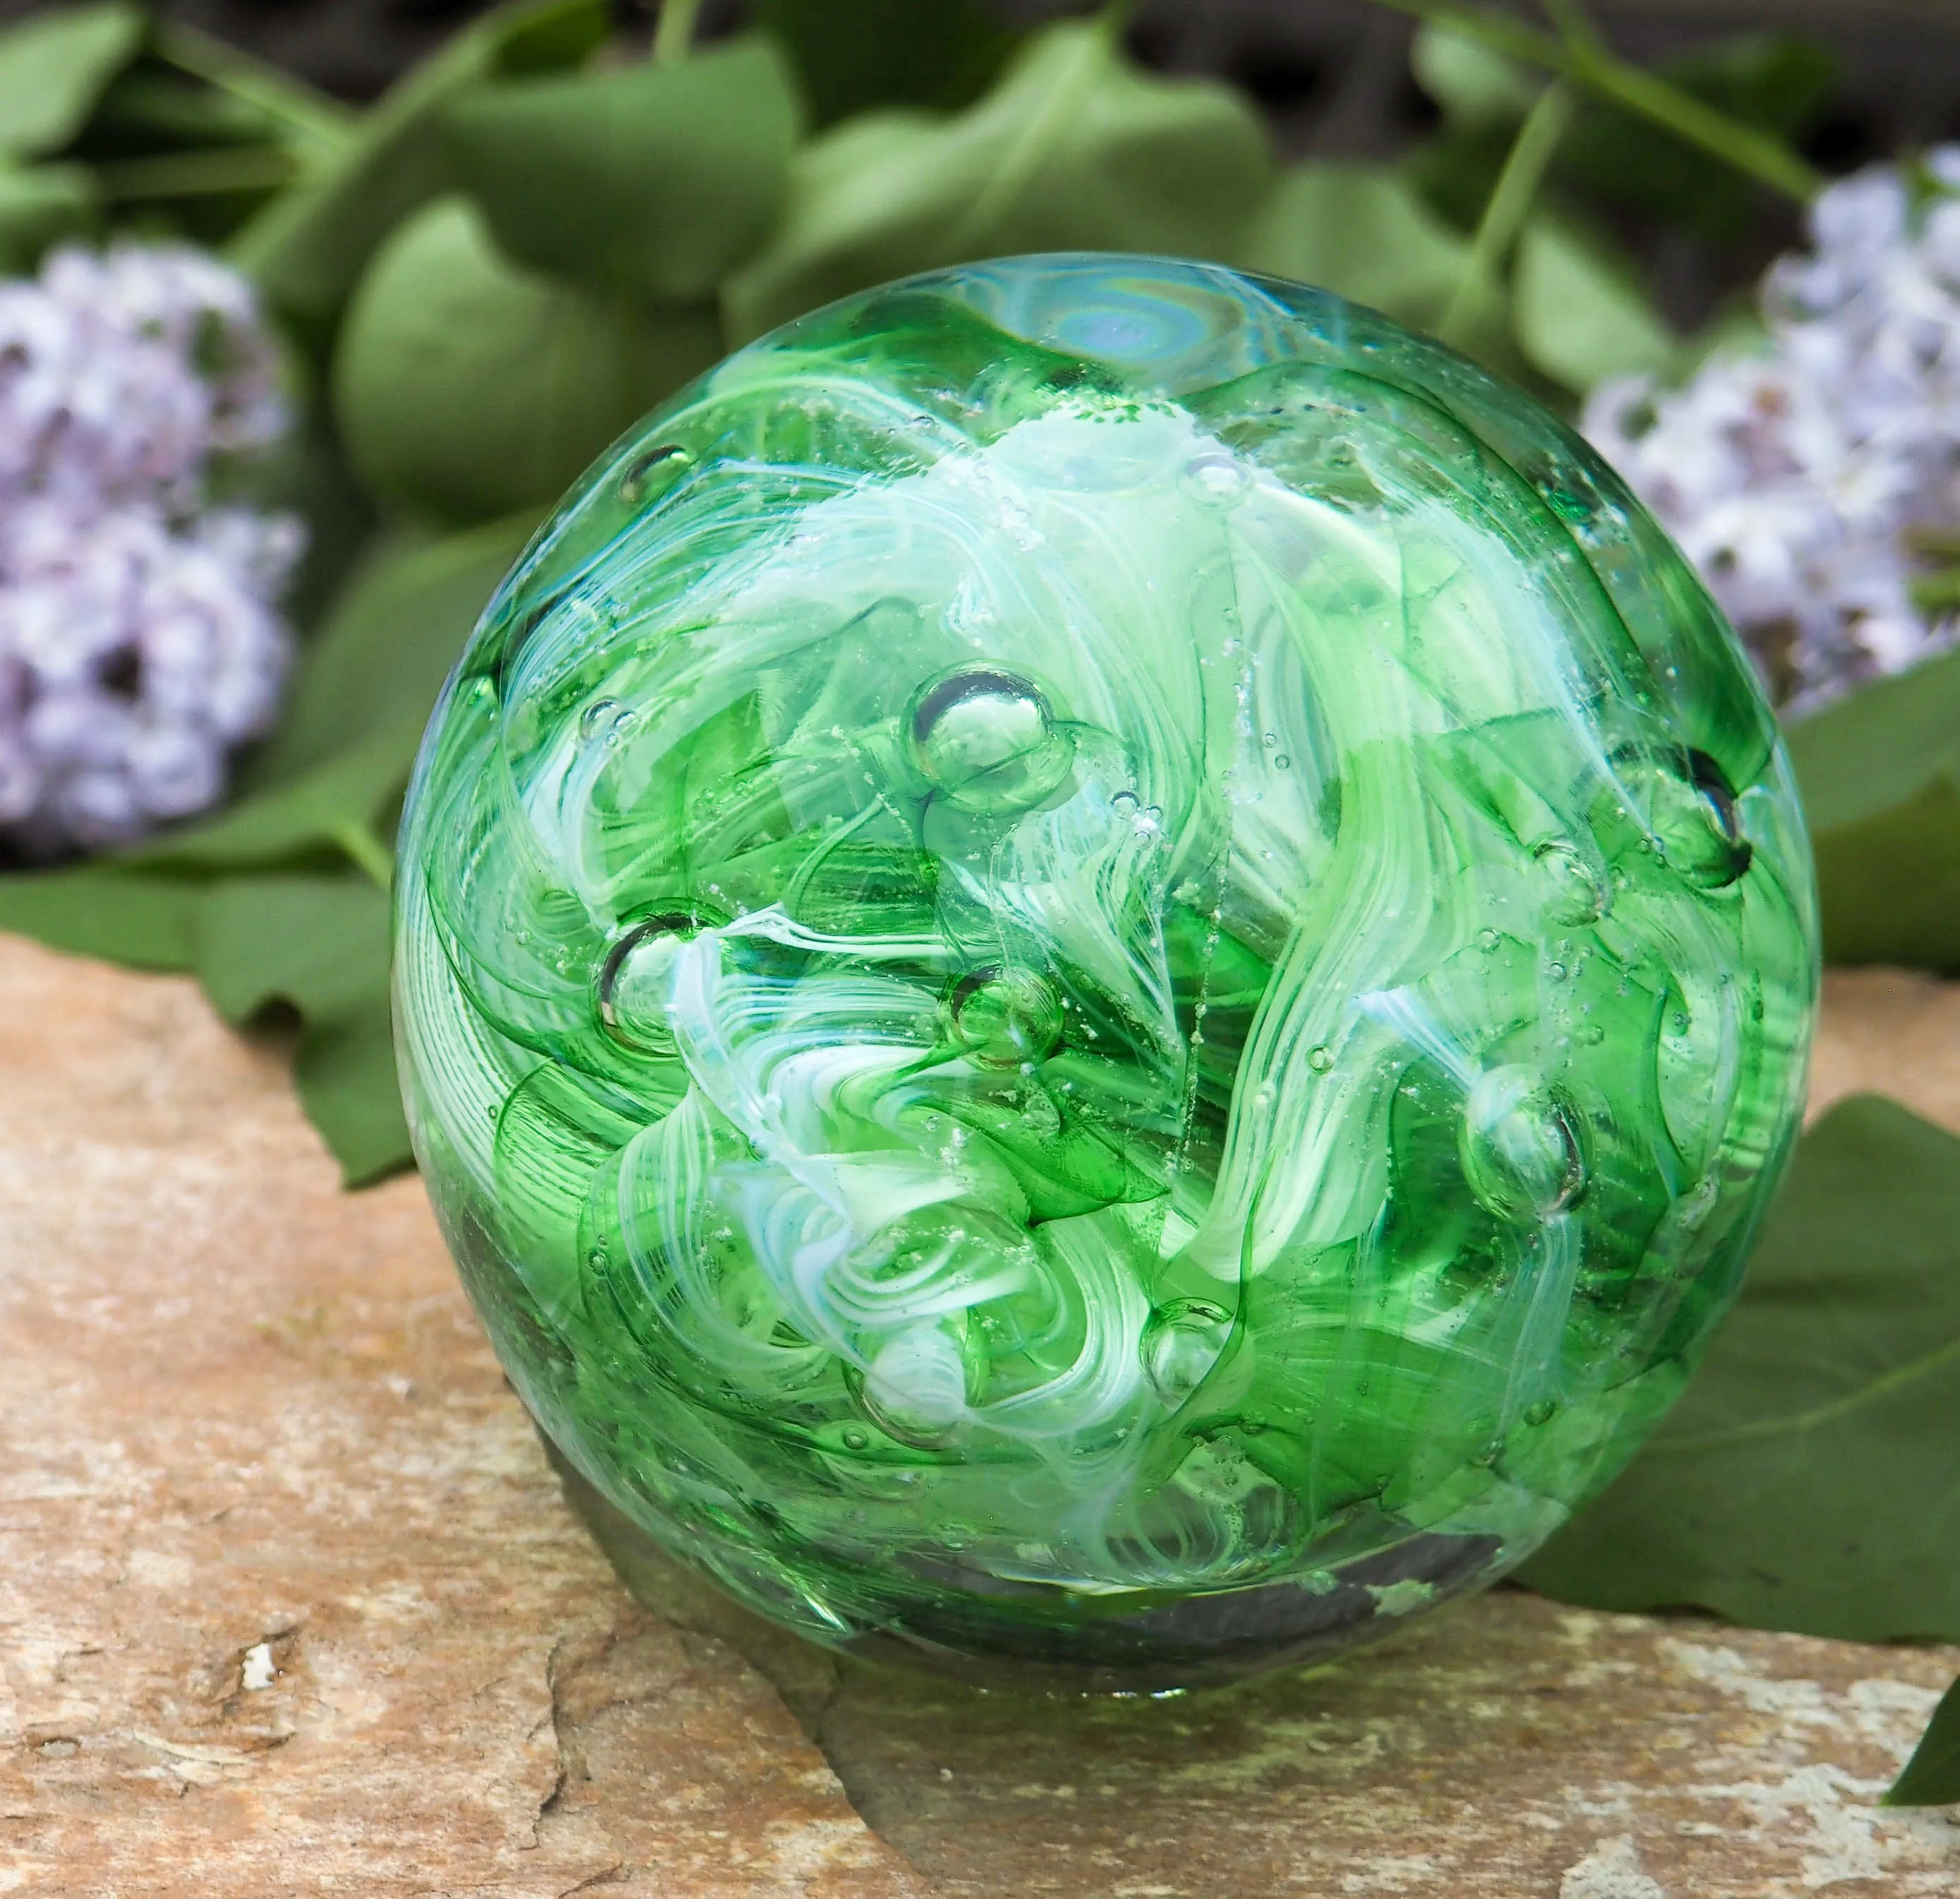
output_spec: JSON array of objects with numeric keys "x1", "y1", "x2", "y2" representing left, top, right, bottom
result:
[
  {"x1": 0, "y1": 933, "x2": 924, "y2": 1899},
  {"x1": 0, "y1": 929, "x2": 1956, "y2": 1896},
  {"x1": 1811, "y1": 965, "x2": 1960, "y2": 1134}
]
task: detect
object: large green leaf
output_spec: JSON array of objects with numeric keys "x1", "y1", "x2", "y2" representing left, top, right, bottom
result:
[
  {"x1": 0, "y1": 863, "x2": 407, "y2": 1181},
  {"x1": 0, "y1": 866, "x2": 201, "y2": 971},
  {"x1": 1408, "y1": 27, "x2": 1828, "y2": 248},
  {"x1": 444, "y1": 35, "x2": 800, "y2": 302},
  {"x1": 208, "y1": 419, "x2": 378, "y2": 643},
  {"x1": 333, "y1": 195, "x2": 719, "y2": 524},
  {"x1": 132, "y1": 513, "x2": 537, "y2": 873},
  {"x1": 1410, "y1": 21, "x2": 1540, "y2": 129},
  {"x1": 251, "y1": 515, "x2": 536, "y2": 787},
  {"x1": 1559, "y1": 34, "x2": 1835, "y2": 242},
  {"x1": 1244, "y1": 159, "x2": 1526, "y2": 384},
  {"x1": 723, "y1": 18, "x2": 1274, "y2": 342},
  {"x1": 0, "y1": 864, "x2": 404, "y2": 1182},
  {"x1": 1243, "y1": 161, "x2": 1469, "y2": 333},
  {"x1": 1512, "y1": 213, "x2": 1675, "y2": 395},
  {"x1": 0, "y1": 161, "x2": 94, "y2": 272},
  {"x1": 753, "y1": 0, "x2": 1019, "y2": 128},
  {"x1": 294, "y1": 999, "x2": 409, "y2": 1187},
  {"x1": 198, "y1": 876, "x2": 407, "y2": 1185},
  {"x1": 1887, "y1": 1676, "x2": 1960, "y2": 1807},
  {"x1": 1786, "y1": 648, "x2": 1960, "y2": 972},
  {"x1": 229, "y1": 0, "x2": 608, "y2": 333},
  {"x1": 0, "y1": 1, "x2": 143, "y2": 163},
  {"x1": 1521, "y1": 1096, "x2": 1960, "y2": 1643},
  {"x1": 121, "y1": 729, "x2": 417, "y2": 877},
  {"x1": 79, "y1": 64, "x2": 280, "y2": 157}
]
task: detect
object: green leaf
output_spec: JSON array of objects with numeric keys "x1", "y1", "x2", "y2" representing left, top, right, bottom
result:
[
  {"x1": 229, "y1": 0, "x2": 608, "y2": 334},
  {"x1": 1402, "y1": 116, "x2": 1510, "y2": 241},
  {"x1": 0, "y1": 865, "x2": 201, "y2": 971},
  {"x1": 131, "y1": 513, "x2": 538, "y2": 874},
  {"x1": 1241, "y1": 164, "x2": 1525, "y2": 382},
  {"x1": 77, "y1": 62, "x2": 284, "y2": 157},
  {"x1": 198, "y1": 875, "x2": 409, "y2": 1185},
  {"x1": 1558, "y1": 35, "x2": 1834, "y2": 242},
  {"x1": 1886, "y1": 1676, "x2": 1960, "y2": 1807},
  {"x1": 0, "y1": 2, "x2": 143, "y2": 162},
  {"x1": 254, "y1": 515, "x2": 537, "y2": 788},
  {"x1": 1667, "y1": 32, "x2": 1836, "y2": 135},
  {"x1": 334, "y1": 195, "x2": 720, "y2": 524},
  {"x1": 1411, "y1": 22, "x2": 1539, "y2": 130},
  {"x1": 723, "y1": 18, "x2": 1274, "y2": 342},
  {"x1": 296, "y1": 1001, "x2": 412, "y2": 1187},
  {"x1": 207, "y1": 419, "x2": 378, "y2": 642},
  {"x1": 199, "y1": 873, "x2": 388, "y2": 1024},
  {"x1": 753, "y1": 0, "x2": 1019, "y2": 128},
  {"x1": 123, "y1": 731, "x2": 412, "y2": 877},
  {"x1": 1243, "y1": 162, "x2": 1471, "y2": 332},
  {"x1": 0, "y1": 862, "x2": 405, "y2": 1182},
  {"x1": 146, "y1": 21, "x2": 357, "y2": 158},
  {"x1": 0, "y1": 161, "x2": 94, "y2": 272},
  {"x1": 1406, "y1": 30, "x2": 1831, "y2": 249},
  {"x1": 1512, "y1": 213, "x2": 1675, "y2": 395},
  {"x1": 1520, "y1": 1096, "x2": 1960, "y2": 1643},
  {"x1": 445, "y1": 35, "x2": 801, "y2": 303},
  {"x1": 1786, "y1": 649, "x2": 1960, "y2": 973}
]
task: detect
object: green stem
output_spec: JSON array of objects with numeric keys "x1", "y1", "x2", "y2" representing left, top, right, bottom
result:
[
  {"x1": 152, "y1": 23, "x2": 354, "y2": 157},
  {"x1": 1366, "y1": 0, "x2": 1821, "y2": 203},
  {"x1": 1438, "y1": 80, "x2": 1574, "y2": 347},
  {"x1": 652, "y1": 0, "x2": 705, "y2": 67},
  {"x1": 95, "y1": 146, "x2": 305, "y2": 202},
  {"x1": 334, "y1": 820, "x2": 397, "y2": 893},
  {"x1": 1911, "y1": 569, "x2": 1960, "y2": 617},
  {"x1": 1591, "y1": 54, "x2": 1819, "y2": 203},
  {"x1": 1906, "y1": 525, "x2": 1960, "y2": 562},
  {"x1": 1537, "y1": 0, "x2": 1606, "y2": 56}
]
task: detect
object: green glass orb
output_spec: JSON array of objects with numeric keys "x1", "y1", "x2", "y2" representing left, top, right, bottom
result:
[{"x1": 394, "y1": 256, "x2": 1817, "y2": 1689}]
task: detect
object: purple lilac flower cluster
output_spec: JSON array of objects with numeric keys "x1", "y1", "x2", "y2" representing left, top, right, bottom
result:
[
  {"x1": 1588, "y1": 152, "x2": 1960, "y2": 714},
  {"x1": 0, "y1": 243, "x2": 302, "y2": 856}
]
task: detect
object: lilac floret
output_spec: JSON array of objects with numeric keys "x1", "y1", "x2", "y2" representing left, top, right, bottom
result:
[
  {"x1": 1587, "y1": 151, "x2": 1960, "y2": 712},
  {"x1": 0, "y1": 241, "x2": 301, "y2": 858}
]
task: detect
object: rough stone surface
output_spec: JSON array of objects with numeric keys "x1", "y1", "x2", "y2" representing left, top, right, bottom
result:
[
  {"x1": 1, "y1": 929, "x2": 1956, "y2": 1896},
  {"x1": 1812, "y1": 965, "x2": 1960, "y2": 1134},
  {"x1": 0, "y1": 933, "x2": 924, "y2": 1899}
]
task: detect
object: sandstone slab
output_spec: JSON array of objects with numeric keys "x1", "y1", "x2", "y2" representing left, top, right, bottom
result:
[
  {"x1": 0, "y1": 933, "x2": 923, "y2": 1899},
  {"x1": 0, "y1": 931, "x2": 1955, "y2": 1895}
]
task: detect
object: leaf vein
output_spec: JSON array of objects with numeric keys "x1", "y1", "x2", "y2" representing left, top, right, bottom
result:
[{"x1": 1652, "y1": 1331, "x2": 1960, "y2": 1451}]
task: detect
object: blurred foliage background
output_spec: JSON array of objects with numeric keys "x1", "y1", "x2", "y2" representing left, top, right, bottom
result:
[{"x1": 6, "y1": 0, "x2": 1956, "y2": 324}]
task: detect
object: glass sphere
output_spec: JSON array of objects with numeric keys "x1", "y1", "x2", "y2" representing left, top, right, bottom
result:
[{"x1": 394, "y1": 255, "x2": 1817, "y2": 1688}]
